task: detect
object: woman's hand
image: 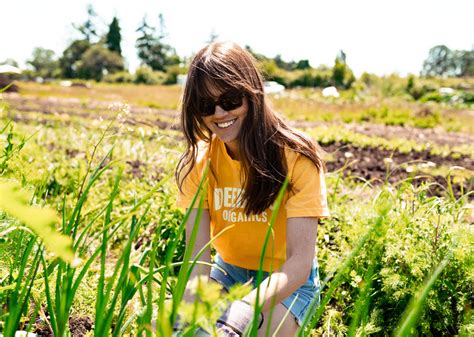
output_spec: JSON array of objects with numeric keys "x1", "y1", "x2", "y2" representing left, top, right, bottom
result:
[{"x1": 241, "y1": 217, "x2": 318, "y2": 312}]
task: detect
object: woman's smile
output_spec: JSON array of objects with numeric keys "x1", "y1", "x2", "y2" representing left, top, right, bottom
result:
[{"x1": 216, "y1": 118, "x2": 237, "y2": 129}]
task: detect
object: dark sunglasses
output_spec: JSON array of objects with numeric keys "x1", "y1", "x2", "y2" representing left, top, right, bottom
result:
[{"x1": 198, "y1": 90, "x2": 245, "y2": 116}]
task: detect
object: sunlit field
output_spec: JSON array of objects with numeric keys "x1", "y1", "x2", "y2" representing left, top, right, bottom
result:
[{"x1": 1, "y1": 81, "x2": 473, "y2": 336}]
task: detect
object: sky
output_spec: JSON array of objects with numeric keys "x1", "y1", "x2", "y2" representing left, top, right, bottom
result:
[{"x1": 1, "y1": 0, "x2": 473, "y2": 77}]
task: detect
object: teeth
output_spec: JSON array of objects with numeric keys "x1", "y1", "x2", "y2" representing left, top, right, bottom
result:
[{"x1": 216, "y1": 119, "x2": 237, "y2": 128}]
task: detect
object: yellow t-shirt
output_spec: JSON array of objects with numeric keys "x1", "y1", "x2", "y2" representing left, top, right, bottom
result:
[{"x1": 177, "y1": 137, "x2": 329, "y2": 271}]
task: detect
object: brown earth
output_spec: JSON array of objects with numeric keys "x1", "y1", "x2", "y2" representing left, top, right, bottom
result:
[
  {"x1": 33, "y1": 316, "x2": 93, "y2": 337},
  {"x1": 323, "y1": 142, "x2": 473, "y2": 199}
]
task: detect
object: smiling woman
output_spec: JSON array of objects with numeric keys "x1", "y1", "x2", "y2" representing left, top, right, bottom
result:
[{"x1": 175, "y1": 41, "x2": 329, "y2": 336}]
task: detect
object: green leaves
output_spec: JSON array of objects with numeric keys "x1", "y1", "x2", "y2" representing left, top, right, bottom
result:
[
  {"x1": 0, "y1": 179, "x2": 75, "y2": 264},
  {"x1": 393, "y1": 257, "x2": 451, "y2": 337}
]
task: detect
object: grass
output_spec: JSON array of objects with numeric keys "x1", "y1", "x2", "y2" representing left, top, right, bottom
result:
[
  {"x1": 18, "y1": 82, "x2": 183, "y2": 111},
  {"x1": 0, "y1": 84, "x2": 473, "y2": 336}
]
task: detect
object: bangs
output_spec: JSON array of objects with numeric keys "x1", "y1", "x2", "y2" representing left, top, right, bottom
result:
[
  {"x1": 189, "y1": 55, "x2": 244, "y2": 99},
  {"x1": 193, "y1": 68, "x2": 236, "y2": 99}
]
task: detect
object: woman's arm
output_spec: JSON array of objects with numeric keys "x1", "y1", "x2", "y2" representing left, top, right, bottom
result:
[
  {"x1": 183, "y1": 208, "x2": 212, "y2": 302},
  {"x1": 242, "y1": 217, "x2": 318, "y2": 311}
]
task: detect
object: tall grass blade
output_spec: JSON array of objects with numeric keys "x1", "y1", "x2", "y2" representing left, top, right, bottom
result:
[
  {"x1": 393, "y1": 257, "x2": 450, "y2": 337},
  {"x1": 155, "y1": 160, "x2": 209, "y2": 336},
  {"x1": 347, "y1": 260, "x2": 376, "y2": 337},
  {"x1": 248, "y1": 177, "x2": 289, "y2": 337},
  {"x1": 3, "y1": 236, "x2": 41, "y2": 337},
  {"x1": 94, "y1": 168, "x2": 122, "y2": 336}
]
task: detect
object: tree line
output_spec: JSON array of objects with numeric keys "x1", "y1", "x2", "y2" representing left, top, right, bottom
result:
[
  {"x1": 2, "y1": 5, "x2": 473, "y2": 88},
  {"x1": 4, "y1": 5, "x2": 183, "y2": 85}
]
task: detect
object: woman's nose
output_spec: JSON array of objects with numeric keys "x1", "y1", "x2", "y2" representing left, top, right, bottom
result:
[{"x1": 214, "y1": 105, "x2": 228, "y2": 117}]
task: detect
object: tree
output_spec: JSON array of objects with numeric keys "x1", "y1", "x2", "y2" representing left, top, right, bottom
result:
[
  {"x1": 73, "y1": 4, "x2": 99, "y2": 42},
  {"x1": 244, "y1": 45, "x2": 268, "y2": 62},
  {"x1": 0, "y1": 59, "x2": 19, "y2": 67},
  {"x1": 421, "y1": 45, "x2": 455, "y2": 77},
  {"x1": 337, "y1": 50, "x2": 346, "y2": 64},
  {"x1": 135, "y1": 15, "x2": 180, "y2": 72},
  {"x1": 207, "y1": 29, "x2": 219, "y2": 43},
  {"x1": 295, "y1": 59, "x2": 311, "y2": 70},
  {"x1": 273, "y1": 54, "x2": 296, "y2": 71},
  {"x1": 422, "y1": 45, "x2": 474, "y2": 77},
  {"x1": 454, "y1": 49, "x2": 474, "y2": 77},
  {"x1": 27, "y1": 47, "x2": 59, "y2": 78},
  {"x1": 106, "y1": 16, "x2": 122, "y2": 55},
  {"x1": 76, "y1": 45, "x2": 124, "y2": 81},
  {"x1": 331, "y1": 50, "x2": 355, "y2": 89},
  {"x1": 60, "y1": 39, "x2": 91, "y2": 78}
]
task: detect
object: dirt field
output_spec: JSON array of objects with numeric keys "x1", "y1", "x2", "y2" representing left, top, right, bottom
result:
[{"x1": 4, "y1": 93, "x2": 473, "y2": 199}]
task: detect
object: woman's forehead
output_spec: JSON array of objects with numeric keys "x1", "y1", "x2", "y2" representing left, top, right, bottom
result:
[{"x1": 200, "y1": 78, "x2": 232, "y2": 98}]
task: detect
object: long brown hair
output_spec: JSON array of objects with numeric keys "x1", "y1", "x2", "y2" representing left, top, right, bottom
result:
[{"x1": 176, "y1": 41, "x2": 324, "y2": 215}]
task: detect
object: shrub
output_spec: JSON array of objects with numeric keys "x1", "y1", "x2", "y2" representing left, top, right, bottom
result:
[
  {"x1": 460, "y1": 91, "x2": 474, "y2": 104},
  {"x1": 134, "y1": 65, "x2": 166, "y2": 85},
  {"x1": 420, "y1": 91, "x2": 451, "y2": 103},
  {"x1": 289, "y1": 68, "x2": 332, "y2": 88},
  {"x1": 163, "y1": 64, "x2": 187, "y2": 85},
  {"x1": 75, "y1": 45, "x2": 124, "y2": 81},
  {"x1": 103, "y1": 71, "x2": 134, "y2": 83},
  {"x1": 315, "y1": 184, "x2": 473, "y2": 335}
]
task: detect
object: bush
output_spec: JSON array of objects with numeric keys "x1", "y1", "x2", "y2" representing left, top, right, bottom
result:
[
  {"x1": 103, "y1": 71, "x2": 134, "y2": 83},
  {"x1": 289, "y1": 68, "x2": 332, "y2": 88},
  {"x1": 163, "y1": 64, "x2": 187, "y2": 85},
  {"x1": 259, "y1": 59, "x2": 288, "y2": 86},
  {"x1": 420, "y1": 91, "x2": 451, "y2": 103},
  {"x1": 133, "y1": 65, "x2": 166, "y2": 85},
  {"x1": 460, "y1": 91, "x2": 474, "y2": 104},
  {"x1": 315, "y1": 184, "x2": 473, "y2": 335},
  {"x1": 75, "y1": 45, "x2": 124, "y2": 81}
]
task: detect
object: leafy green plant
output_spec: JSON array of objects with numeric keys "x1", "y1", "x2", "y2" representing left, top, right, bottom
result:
[
  {"x1": 0, "y1": 122, "x2": 33, "y2": 175},
  {"x1": 1, "y1": 234, "x2": 42, "y2": 337},
  {"x1": 299, "y1": 189, "x2": 392, "y2": 336},
  {"x1": 250, "y1": 178, "x2": 289, "y2": 337},
  {"x1": 313, "y1": 180, "x2": 473, "y2": 335},
  {"x1": 393, "y1": 257, "x2": 450, "y2": 337},
  {"x1": 41, "y1": 149, "x2": 116, "y2": 337}
]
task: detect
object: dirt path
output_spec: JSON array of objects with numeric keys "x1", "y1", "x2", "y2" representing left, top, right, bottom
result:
[{"x1": 323, "y1": 142, "x2": 472, "y2": 199}]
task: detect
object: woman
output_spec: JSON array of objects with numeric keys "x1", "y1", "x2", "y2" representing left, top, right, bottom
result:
[{"x1": 175, "y1": 41, "x2": 329, "y2": 336}]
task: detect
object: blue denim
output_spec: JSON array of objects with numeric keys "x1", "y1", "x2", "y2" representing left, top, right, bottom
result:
[{"x1": 209, "y1": 254, "x2": 321, "y2": 326}]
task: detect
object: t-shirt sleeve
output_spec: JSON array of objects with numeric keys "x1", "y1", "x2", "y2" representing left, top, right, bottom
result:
[
  {"x1": 176, "y1": 150, "x2": 209, "y2": 210},
  {"x1": 286, "y1": 153, "x2": 330, "y2": 218}
]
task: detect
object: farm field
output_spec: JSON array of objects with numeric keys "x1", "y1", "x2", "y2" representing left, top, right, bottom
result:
[{"x1": 0, "y1": 81, "x2": 473, "y2": 336}]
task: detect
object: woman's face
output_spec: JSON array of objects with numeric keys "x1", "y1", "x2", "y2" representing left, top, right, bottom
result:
[{"x1": 201, "y1": 89, "x2": 249, "y2": 158}]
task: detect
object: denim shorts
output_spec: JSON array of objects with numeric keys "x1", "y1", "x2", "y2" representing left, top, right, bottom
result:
[{"x1": 209, "y1": 254, "x2": 321, "y2": 326}]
